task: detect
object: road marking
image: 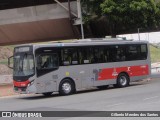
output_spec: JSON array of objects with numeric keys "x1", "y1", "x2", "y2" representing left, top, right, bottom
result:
[
  {"x1": 143, "y1": 96, "x2": 159, "y2": 101},
  {"x1": 107, "y1": 103, "x2": 124, "y2": 107},
  {"x1": 146, "y1": 100, "x2": 160, "y2": 105}
]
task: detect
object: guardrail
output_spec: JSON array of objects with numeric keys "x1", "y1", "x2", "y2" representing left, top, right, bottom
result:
[
  {"x1": 151, "y1": 62, "x2": 160, "y2": 74},
  {"x1": 151, "y1": 67, "x2": 160, "y2": 74}
]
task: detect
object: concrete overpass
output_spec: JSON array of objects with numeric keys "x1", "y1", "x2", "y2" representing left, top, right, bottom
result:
[{"x1": 0, "y1": 0, "x2": 82, "y2": 45}]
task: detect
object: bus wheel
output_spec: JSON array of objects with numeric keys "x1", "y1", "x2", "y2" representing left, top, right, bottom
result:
[
  {"x1": 43, "y1": 92, "x2": 53, "y2": 96},
  {"x1": 97, "y1": 85, "x2": 109, "y2": 90},
  {"x1": 115, "y1": 73, "x2": 129, "y2": 88},
  {"x1": 59, "y1": 79, "x2": 75, "y2": 96}
]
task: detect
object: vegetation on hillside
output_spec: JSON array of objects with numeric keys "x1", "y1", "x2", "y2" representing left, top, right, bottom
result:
[
  {"x1": 0, "y1": 46, "x2": 13, "y2": 64},
  {"x1": 150, "y1": 45, "x2": 160, "y2": 63},
  {"x1": 0, "y1": 46, "x2": 13, "y2": 75}
]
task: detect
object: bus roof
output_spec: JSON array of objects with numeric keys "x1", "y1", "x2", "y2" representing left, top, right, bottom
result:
[{"x1": 15, "y1": 38, "x2": 149, "y2": 48}]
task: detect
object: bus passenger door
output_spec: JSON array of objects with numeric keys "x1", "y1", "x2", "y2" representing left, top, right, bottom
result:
[{"x1": 36, "y1": 53, "x2": 59, "y2": 93}]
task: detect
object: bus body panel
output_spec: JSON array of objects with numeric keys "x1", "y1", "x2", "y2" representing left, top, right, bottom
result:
[
  {"x1": 35, "y1": 60, "x2": 150, "y2": 94},
  {"x1": 11, "y1": 39, "x2": 151, "y2": 94}
]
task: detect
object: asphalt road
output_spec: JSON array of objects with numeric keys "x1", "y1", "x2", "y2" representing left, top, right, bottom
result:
[{"x1": 0, "y1": 74, "x2": 160, "y2": 120}]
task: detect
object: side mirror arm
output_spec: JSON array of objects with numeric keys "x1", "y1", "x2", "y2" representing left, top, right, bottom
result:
[{"x1": 8, "y1": 56, "x2": 13, "y2": 69}]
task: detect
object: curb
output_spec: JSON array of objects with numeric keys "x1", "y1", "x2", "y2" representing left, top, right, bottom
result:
[{"x1": 0, "y1": 83, "x2": 12, "y2": 86}]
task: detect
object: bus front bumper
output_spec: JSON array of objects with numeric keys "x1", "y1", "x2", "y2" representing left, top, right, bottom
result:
[{"x1": 14, "y1": 84, "x2": 37, "y2": 94}]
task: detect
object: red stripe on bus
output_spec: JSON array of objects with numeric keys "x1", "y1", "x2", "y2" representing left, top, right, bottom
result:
[
  {"x1": 98, "y1": 65, "x2": 149, "y2": 80},
  {"x1": 13, "y1": 80, "x2": 30, "y2": 87}
]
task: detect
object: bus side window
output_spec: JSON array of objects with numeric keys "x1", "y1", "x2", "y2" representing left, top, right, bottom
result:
[
  {"x1": 79, "y1": 51, "x2": 83, "y2": 64},
  {"x1": 63, "y1": 49, "x2": 71, "y2": 65},
  {"x1": 99, "y1": 48, "x2": 106, "y2": 63},
  {"x1": 71, "y1": 50, "x2": 78, "y2": 65},
  {"x1": 94, "y1": 48, "x2": 99, "y2": 63},
  {"x1": 37, "y1": 54, "x2": 59, "y2": 69},
  {"x1": 109, "y1": 46, "x2": 117, "y2": 62},
  {"x1": 82, "y1": 49, "x2": 89, "y2": 64},
  {"x1": 126, "y1": 45, "x2": 142, "y2": 61},
  {"x1": 104, "y1": 49, "x2": 109, "y2": 62},
  {"x1": 141, "y1": 44, "x2": 147, "y2": 60},
  {"x1": 63, "y1": 55, "x2": 71, "y2": 65},
  {"x1": 117, "y1": 46, "x2": 126, "y2": 61},
  {"x1": 94, "y1": 47, "x2": 104, "y2": 63},
  {"x1": 62, "y1": 48, "x2": 78, "y2": 65},
  {"x1": 79, "y1": 47, "x2": 93, "y2": 64}
]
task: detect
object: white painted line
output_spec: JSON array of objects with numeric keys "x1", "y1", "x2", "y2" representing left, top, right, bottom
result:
[
  {"x1": 143, "y1": 96, "x2": 159, "y2": 101},
  {"x1": 106, "y1": 103, "x2": 124, "y2": 107},
  {"x1": 146, "y1": 101, "x2": 160, "y2": 105}
]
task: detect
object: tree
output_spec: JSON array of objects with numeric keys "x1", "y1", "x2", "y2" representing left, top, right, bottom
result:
[
  {"x1": 81, "y1": 0, "x2": 104, "y2": 23},
  {"x1": 100, "y1": 0, "x2": 159, "y2": 37},
  {"x1": 81, "y1": 0, "x2": 105, "y2": 37},
  {"x1": 155, "y1": 1, "x2": 160, "y2": 27}
]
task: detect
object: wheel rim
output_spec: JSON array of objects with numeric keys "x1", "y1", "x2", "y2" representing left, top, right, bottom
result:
[
  {"x1": 119, "y1": 76, "x2": 127, "y2": 86},
  {"x1": 62, "y1": 82, "x2": 72, "y2": 94}
]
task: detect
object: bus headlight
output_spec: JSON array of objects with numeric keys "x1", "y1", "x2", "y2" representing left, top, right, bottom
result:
[{"x1": 28, "y1": 80, "x2": 34, "y2": 87}]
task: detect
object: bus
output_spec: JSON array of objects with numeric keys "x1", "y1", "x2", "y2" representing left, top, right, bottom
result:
[{"x1": 8, "y1": 39, "x2": 151, "y2": 96}]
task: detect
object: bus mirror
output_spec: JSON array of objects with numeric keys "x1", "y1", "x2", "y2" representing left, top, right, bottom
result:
[{"x1": 8, "y1": 56, "x2": 13, "y2": 69}]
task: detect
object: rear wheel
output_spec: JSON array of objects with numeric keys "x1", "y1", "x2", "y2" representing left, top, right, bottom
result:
[
  {"x1": 114, "y1": 73, "x2": 130, "y2": 88},
  {"x1": 43, "y1": 92, "x2": 53, "y2": 96},
  {"x1": 59, "y1": 79, "x2": 75, "y2": 96}
]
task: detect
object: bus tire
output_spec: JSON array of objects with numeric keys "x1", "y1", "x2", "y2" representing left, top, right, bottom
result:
[
  {"x1": 97, "y1": 85, "x2": 109, "y2": 90},
  {"x1": 43, "y1": 92, "x2": 53, "y2": 96},
  {"x1": 115, "y1": 73, "x2": 130, "y2": 88},
  {"x1": 59, "y1": 79, "x2": 75, "y2": 96}
]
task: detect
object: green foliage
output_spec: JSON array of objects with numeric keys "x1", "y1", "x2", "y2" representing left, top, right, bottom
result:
[
  {"x1": 150, "y1": 45, "x2": 160, "y2": 63},
  {"x1": 81, "y1": 0, "x2": 104, "y2": 15},
  {"x1": 100, "y1": 0, "x2": 159, "y2": 37},
  {"x1": 155, "y1": 1, "x2": 160, "y2": 26},
  {"x1": 0, "y1": 59, "x2": 8, "y2": 65},
  {"x1": 81, "y1": 0, "x2": 105, "y2": 23},
  {"x1": 81, "y1": 0, "x2": 160, "y2": 37}
]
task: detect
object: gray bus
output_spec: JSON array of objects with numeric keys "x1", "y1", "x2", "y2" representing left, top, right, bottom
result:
[{"x1": 8, "y1": 39, "x2": 151, "y2": 96}]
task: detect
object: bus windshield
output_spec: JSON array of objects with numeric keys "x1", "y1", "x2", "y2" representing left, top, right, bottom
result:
[{"x1": 13, "y1": 54, "x2": 35, "y2": 76}]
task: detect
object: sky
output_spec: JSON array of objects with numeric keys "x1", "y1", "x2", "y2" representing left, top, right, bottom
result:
[{"x1": 119, "y1": 31, "x2": 160, "y2": 43}]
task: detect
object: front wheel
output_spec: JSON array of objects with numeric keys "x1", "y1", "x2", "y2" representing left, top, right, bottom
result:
[
  {"x1": 59, "y1": 79, "x2": 75, "y2": 96},
  {"x1": 114, "y1": 73, "x2": 130, "y2": 88}
]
